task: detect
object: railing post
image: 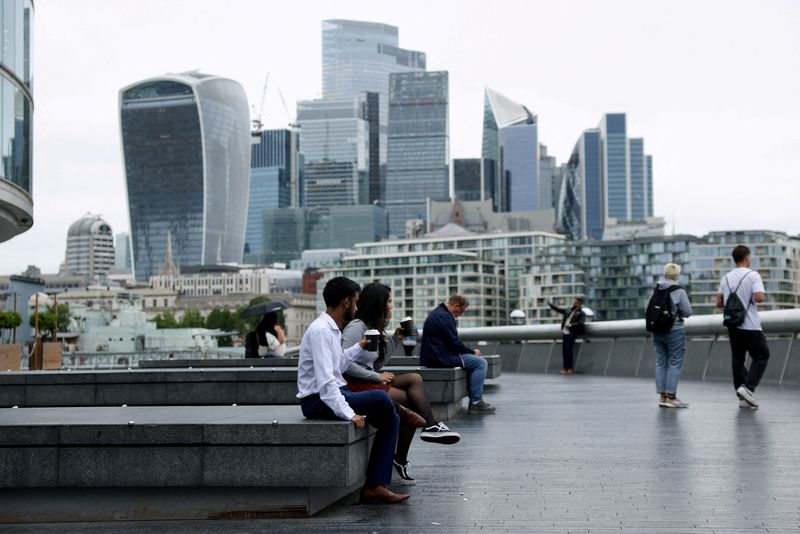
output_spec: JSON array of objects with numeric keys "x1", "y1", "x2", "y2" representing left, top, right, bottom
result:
[{"x1": 779, "y1": 333, "x2": 795, "y2": 385}]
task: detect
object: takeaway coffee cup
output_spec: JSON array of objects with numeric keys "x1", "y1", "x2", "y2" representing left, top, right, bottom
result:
[
  {"x1": 400, "y1": 317, "x2": 416, "y2": 337},
  {"x1": 365, "y1": 329, "x2": 380, "y2": 352}
]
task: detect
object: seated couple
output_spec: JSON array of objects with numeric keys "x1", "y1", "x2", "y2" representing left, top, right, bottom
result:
[{"x1": 297, "y1": 277, "x2": 459, "y2": 504}]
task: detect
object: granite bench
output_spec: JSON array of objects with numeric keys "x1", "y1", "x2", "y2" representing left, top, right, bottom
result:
[
  {"x1": 388, "y1": 354, "x2": 502, "y2": 379},
  {"x1": 0, "y1": 366, "x2": 469, "y2": 420},
  {"x1": 0, "y1": 404, "x2": 373, "y2": 521}
]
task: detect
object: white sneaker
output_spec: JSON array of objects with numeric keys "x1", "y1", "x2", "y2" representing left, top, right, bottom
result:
[
  {"x1": 420, "y1": 422, "x2": 461, "y2": 445},
  {"x1": 739, "y1": 399, "x2": 758, "y2": 409},
  {"x1": 736, "y1": 386, "x2": 759, "y2": 407}
]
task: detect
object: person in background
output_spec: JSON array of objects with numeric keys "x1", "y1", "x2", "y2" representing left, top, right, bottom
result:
[
  {"x1": 342, "y1": 283, "x2": 461, "y2": 486},
  {"x1": 256, "y1": 312, "x2": 286, "y2": 358},
  {"x1": 297, "y1": 277, "x2": 408, "y2": 504},
  {"x1": 421, "y1": 295, "x2": 496, "y2": 415},
  {"x1": 716, "y1": 245, "x2": 769, "y2": 409},
  {"x1": 548, "y1": 298, "x2": 586, "y2": 374},
  {"x1": 649, "y1": 263, "x2": 693, "y2": 408}
]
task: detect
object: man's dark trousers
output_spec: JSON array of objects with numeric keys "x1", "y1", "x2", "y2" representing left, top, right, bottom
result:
[
  {"x1": 562, "y1": 333, "x2": 577, "y2": 369},
  {"x1": 728, "y1": 327, "x2": 770, "y2": 391},
  {"x1": 301, "y1": 387, "x2": 399, "y2": 487}
]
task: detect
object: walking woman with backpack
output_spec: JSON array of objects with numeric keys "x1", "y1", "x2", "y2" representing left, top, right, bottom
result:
[{"x1": 645, "y1": 263, "x2": 693, "y2": 408}]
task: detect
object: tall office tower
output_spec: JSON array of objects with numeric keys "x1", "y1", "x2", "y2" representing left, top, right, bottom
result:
[
  {"x1": 364, "y1": 92, "x2": 381, "y2": 202},
  {"x1": 453, "y1": 158, "x2": 482, "y2": 201},
  {"x1": 538, "y1": 144, "x2": 562, "y2": 211},
  {"x1": 296, "y1": 96, "x2": 370, "y2": 208},
  {"x1": 0, "y1": 0, "x2": 33, "y2": 243},
  {"x1": 646, "y1": 155, "x2": 654, "y2": 217},
  {"x1": 482, "y1": 88, "x2": 539, "y2": 213},
  {"x1": 598, "y1": 113, "x2": 629, "y2": 223},
  {"x1": 558, "y1": 129, "x2": 603, "y2": 240},
  {"x1": 114, "y1": 232, "x2": 132, "y2": 269},
  {"x1": 322, "y1": 19, "x2": 426, "y2": 186},
  {"x1": 384, "y1": 71, "x2": 449, "y2": 236},
  {"x1": 63, "y1": 214, "x2": 115, "y2": 278},
  {"x1": 120, "y1": 72, "x2": 251, "y2": 280},
  {"x1": 628, "y1": 138, "x2": 647, "y2": 220},
  {"x1": 245, "y1": 129, "x2": 297, "y2": 262}
]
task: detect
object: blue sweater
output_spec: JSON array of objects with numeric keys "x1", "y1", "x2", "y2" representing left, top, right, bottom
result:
[{"x1": 420, "y1": 303, "x2": 475, "y2": 368}]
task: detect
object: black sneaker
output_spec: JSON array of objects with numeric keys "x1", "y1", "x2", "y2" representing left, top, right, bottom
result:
[
  {"x1": 468, "y1": 399, "x2": 496, "y2": 415},
  {"x1": 392, "y1": 459, "x2": 416, "y2": 486},
  {"x1": 420, "y1": 422, "x2": 461, "y2": 445}
]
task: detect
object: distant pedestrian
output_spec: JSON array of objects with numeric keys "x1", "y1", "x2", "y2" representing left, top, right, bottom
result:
[
  {"x1": 645, "y1": 263, "x2": 693, "y2": 408},
  {"x1": 548, "y1": 298, "x2": 586, "y2": 374},
  {"x1": 421, "y1": 295, "x2": 496, "y2": 414},
  {"x1": 716, "y1": 245, "x2": 768, "y2": 408}
]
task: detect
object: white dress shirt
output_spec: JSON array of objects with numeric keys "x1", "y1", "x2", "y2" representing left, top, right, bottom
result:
[{"x1": 297, "y1": 312, "x2": 362, "y2": 420}]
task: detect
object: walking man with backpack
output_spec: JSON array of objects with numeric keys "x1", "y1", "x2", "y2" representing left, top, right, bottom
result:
[
  {"x1": 645, "y1": 263, "x2": 693, "y2": 408},
  {"x1": 716, "y1": 245, "x2": 768, "y2": 408}
]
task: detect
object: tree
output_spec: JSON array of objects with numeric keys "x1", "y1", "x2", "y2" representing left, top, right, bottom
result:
[
  {"x1": 205, "y1": 308, "x2": 236, "y2": 332},
  {"x1": 180, "y1": 309, "x2": 205, "y2": 328},
  {"x1": 151, "y1": 310, "x2": 179, "y2": 329},
  {"x1": 0, "y1": 311, "x2": 22, "y2": 343},
  {"x1": 27, "y1": 304, "x2": 70, "y2": 341}
]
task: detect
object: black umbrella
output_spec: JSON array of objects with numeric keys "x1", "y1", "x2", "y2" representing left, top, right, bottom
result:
[{"x1": 240, "y1": 300, "x2": 292, "y2": 318}]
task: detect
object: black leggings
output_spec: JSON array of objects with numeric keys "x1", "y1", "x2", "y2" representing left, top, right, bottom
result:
[{"x1": 389, "y1": 373, "x2": 435, "y2": 464}]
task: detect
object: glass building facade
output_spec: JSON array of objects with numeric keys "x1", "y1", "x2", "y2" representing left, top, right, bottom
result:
[
  {"x1": 0, "y1": 0, "x2": 33, "y2": 243},
  {"x1": 557, "y1": 129, "x2": 603, "y2": 241},
  {"x1": 385, "y1": 71, "x2": 449, "y2": 236},
  {"x1": 245, "y1": 129, "x2": 295, "y2": 263},
  {"x1": 629, "y1": 137, "x2": 646, "y2": 220},
  {"x1": 120, "y1": 72, "x2": 251, "y2": 280},
  {"x1": 600, "y1": 113, "x2": 629, "y2": 222},
  {"x1": 296, "y1": 96, "x2": 370, "y2": 207},
  {"x1": 453, "y1": 158, "x2": 482, "y2": 201},
  {"x1": 322, "y1": 19, "x2": 425, "y2": 171},
  {"x1": 481, "y1": 88, "x2": 538, "y2": 213}
]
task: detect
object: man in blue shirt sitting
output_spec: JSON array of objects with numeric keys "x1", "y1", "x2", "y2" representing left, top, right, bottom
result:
[{"x1": 420, "y1": 295, "x2": 496, "y2": 414}]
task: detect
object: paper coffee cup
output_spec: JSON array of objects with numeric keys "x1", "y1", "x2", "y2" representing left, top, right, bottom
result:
[
  {"x1": 365, "y1": 329, "x2": 380, "y2": 352},
  {"x1": 400, "y1": 317, "x2": 416, "y2": 337}
]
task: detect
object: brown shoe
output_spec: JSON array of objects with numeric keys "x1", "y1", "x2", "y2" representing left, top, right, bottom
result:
[
  {"x1": 360, "y1": 485, "x2": 410, "y2": 504},
  {"x1": 395, "y1": 403, "x2": 426, "y2": 428}
]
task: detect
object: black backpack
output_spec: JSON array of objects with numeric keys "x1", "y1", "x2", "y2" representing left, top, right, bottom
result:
[
  {"x1": 722, "y1": 271, "x2": 753, "y2": 328},
  {"x1": 645, "y1": 285, "x2": 682, "y2": 333}
]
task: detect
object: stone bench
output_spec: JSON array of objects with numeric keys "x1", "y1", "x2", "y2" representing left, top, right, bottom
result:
[
  {"x1": 0, "y1": 404, "x2": 373, "y2": 521},
  {"x1": 0, "y1": 366, "x2": 468, "y2": 420},
  {"x1": 139, "y1": 358, "x2": 300, "y2": 368},
  {"x1": 388, "y1": 354, "x2": 502, "y2": 379}
]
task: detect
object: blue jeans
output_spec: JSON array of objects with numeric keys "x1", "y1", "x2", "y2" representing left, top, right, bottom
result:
[
  {"x1": 653, "y1": 329, "x2": 686, "y2": 395},
  {"x1": 301, "y1": 387, "x2": 399, "y2": 488},
  {"x1": 461, "y1": 354, "x2": 488, "y2": 403}
]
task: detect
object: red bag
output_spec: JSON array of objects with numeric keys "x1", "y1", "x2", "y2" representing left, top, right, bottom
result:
[{"x1": 346, "y1": 376, "x2": 391, "y2": 392}]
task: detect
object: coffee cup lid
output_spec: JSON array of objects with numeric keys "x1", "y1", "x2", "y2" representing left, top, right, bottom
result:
[
  {"x1": 401, "y1": 317, "x2": 413, "y2": 323},
  {"x1": 365, "y1": 329, "x2": 380, "y2": 336}
]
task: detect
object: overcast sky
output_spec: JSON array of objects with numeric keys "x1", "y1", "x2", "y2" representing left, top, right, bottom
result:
[{"x1": 2, "y1": 0, "x2": 799, "y2": 274}]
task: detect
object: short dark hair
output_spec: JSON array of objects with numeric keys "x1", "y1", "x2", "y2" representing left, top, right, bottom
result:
[
  {"x1": 732, "y1": 245, "x2": 751, "y2": 264},
  {"x1": 448, "y1": 294, "x2": 469, "y2": 308},
  {"x1": 575, "y1": 297, "x2": 584, "y2": 304},
  {"x1": 323, "y1": 277, "x2": 361, "y2": 308}
]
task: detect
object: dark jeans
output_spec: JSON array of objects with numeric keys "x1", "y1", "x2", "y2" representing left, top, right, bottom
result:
[
  {"x1": 301, "y1": 387, "x2": 399, "y2": 488},
  {"x1": 562, "y1": 333, "x2": 577, "y2": 369},
  {"x1": 728, "y1": 328, "x2": 770, "y2": 392}
]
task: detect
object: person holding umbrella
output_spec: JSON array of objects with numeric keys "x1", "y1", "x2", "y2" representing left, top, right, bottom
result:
[{"x1": 242, "y1": 301, "x2": 290, "y2": 358}]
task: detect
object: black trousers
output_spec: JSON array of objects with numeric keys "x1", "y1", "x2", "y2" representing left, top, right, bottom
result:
[
  {"x1": 728, "y1": 328, "x2": 770, "y2": 392},
  {"x1": 562, "y1": 333, "x2": 577, "y2": 370}
]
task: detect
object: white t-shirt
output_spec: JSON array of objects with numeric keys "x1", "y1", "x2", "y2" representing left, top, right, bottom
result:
[{"x1": 719, "y1": 267, "x2": 766, "y2": 331}]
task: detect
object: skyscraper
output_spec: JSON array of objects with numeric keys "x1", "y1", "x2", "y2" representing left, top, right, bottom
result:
[
  {"x1": 598, "y1": 113, "x2": 629, "y2": 223},
  {"x1": 482, "y1": 88, "x2": 538, "y2": 213},
  {"x1": 558, "y1": 129, "x2": 603, "y2": 240},
  {"x1": 63, "y1": 214, "x2": 114, "y2": 278},
  {"x1": 114, "y1": 232, "x2": 132, "y2": 269},
  {"x1": 385, "y1": 71, "x2": 449, "y2": 236},
  {"x1": 538, "y1": 144, "x2": 562, "y2": 211},
  {"x1": 0, "y1": 0, "x2": 33, "y2": 243},
  {"x1": 120, "y1": 72, "x2": 251, "y2": 280},
  {"x1": 453, "y1": 158, "x2": 482, "y2": 201},
  {"x1": 322, "y1": 19, "x2": 426, "y2": 176},
  {"x1": 245, "y1": 129, "x2": 296, "y2": 262},
  {"x1": 296, "y1": 96, "x2": 370, "y2": 207}
]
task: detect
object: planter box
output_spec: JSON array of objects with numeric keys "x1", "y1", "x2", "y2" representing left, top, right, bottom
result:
[{"x1": 0, "y1": 345, "x2": 21, "y2": 371}]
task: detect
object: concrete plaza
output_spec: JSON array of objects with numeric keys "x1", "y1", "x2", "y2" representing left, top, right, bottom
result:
[{"x1": 2, "y1": 372, "x2": 799, "y2": 533}]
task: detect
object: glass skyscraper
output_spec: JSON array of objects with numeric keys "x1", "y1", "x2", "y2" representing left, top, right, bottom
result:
[
  {"x1": 120, "y1": 72, "x2": 251, "y2": 280},
  {"x1": 453, "y1": 158, "x2": 482, "y2": 201},
  {"x1": 245, "y1": 129, "x2": 295, "y2": 263},
  {"x1": 322, "y1": 19, "x2": 426, "y2": 173},
  {"x1": 599, "y1": 113, "x2": 629, "y2": 222},
  {"x1": 558, "y1": 129, "x2": 603, "y2": 240},
  {"x1": 482, "y1": 88, "x2": 538, "y2": 213},
  {"x1": 296, "y1": 96, "x2": 370, "y2": 208},
  {"x1": 0, "y1": 0, "x2": 33, "y2": 243},
  {"x1": 384, "y1": 71, "x2": 449, "y2": 236},
  {"x1": 629, "y1": 137, "x2": 646, "y2": 220}
]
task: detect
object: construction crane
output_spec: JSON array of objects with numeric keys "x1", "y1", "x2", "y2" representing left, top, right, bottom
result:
[{"x1": 251, "y1": 73, "x2": 270, "y2": 133}]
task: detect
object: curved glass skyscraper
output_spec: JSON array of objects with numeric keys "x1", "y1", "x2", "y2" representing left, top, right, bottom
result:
[
  {"x1": 0, "y1": 0, "x2": 33, "y2": 243},
  {"x1": 120, "y1": 72, "x2": 250, "y2": 280}
]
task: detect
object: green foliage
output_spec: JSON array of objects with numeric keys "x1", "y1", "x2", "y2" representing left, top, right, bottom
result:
[
  {"x1": 27, "y1": 304, "x2": 70, "y2": 340},
  {"x1": 205, "y1": 308, "x2": 237, "y2": 331},
  {"x1": 0, "y1": 311, "x2": 22, "y2": 343},
  {"x1": 180, "y1": 309, "x2": 205, "y2": 328},
  {"x1": 151, "y1": 310, "x2": 179, "y2": 329}
]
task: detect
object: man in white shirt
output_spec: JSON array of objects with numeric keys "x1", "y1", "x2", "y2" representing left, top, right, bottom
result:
[
  {"x1": 297, "y1": 276, "x2": 408, "y2": 504},
  {"x1": 716, "y1": 245, "x2": 769, "y2": 408}
]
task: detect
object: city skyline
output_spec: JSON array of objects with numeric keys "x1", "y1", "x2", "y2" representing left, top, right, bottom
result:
[{"x1": 2, "y1": 0, "x2": 799, "y2": 274}]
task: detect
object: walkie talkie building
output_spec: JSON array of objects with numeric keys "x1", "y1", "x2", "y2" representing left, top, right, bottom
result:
[{"x1": 119, "y1": 72, "x2": 251, "y2": 280}]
